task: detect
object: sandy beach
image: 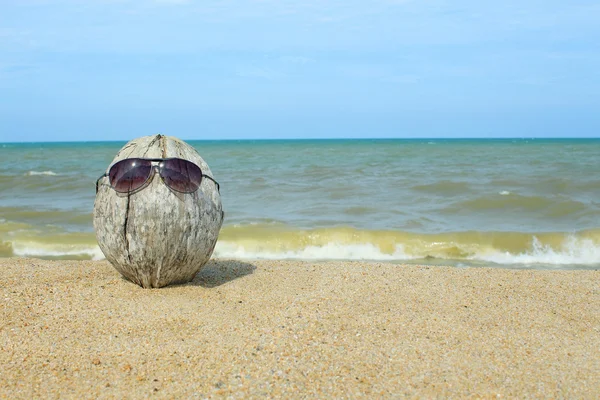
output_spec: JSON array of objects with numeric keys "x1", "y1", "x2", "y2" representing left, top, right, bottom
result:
[{"x1": 0, "y1": 258, "x2": 598, "y2": 398}]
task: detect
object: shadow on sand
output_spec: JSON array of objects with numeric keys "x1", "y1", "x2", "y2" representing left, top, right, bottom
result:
[{"x1": 189, "y1": 259, "x2": 257, "y2": 288}]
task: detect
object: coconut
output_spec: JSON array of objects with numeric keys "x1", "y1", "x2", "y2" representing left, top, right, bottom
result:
[{"x1": 93, "y1": 134, "x2": 223, "y2": 288}]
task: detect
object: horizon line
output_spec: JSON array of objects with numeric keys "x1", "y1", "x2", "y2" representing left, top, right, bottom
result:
[{"x1": 2, "y1": 136, "x2": 599, "y2": 145}]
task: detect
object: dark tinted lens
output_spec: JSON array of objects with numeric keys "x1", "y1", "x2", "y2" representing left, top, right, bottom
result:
[
  {"x1": 159, "y1": 159, "x2": 203, "y2": 193},
  {"x1": 108, "y1": 158, "x2": 153, "y2": 193}
]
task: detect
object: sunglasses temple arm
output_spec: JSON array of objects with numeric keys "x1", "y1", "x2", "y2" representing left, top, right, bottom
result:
[
  {"x1": 204, "y1": 175, "x2": 220, "y2": 192},
  {"x1": 95, "y1": 173, "x2": 108, "y2": 193}
]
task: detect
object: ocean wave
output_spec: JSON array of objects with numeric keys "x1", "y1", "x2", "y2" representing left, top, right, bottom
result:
[
  {"x1": 26, "y1": 170, "x2": 58, "y2": 176},
  {"x1": 445, "y1": 194, "x2": 588, "y2": 218},
  {"x1": 3, "y1": 222, "x2": 600, "y2": 268},
  {"x1": 211, "y1": 225, "x2": 600, "y2": 267},
  {"x1": 343, "y1": 206, "x2": 379, "y2": 216},
  {"x1": 10, "y1": 241, "x2": 104, "y2": 260},
  {"x1": 212, "y1": 236, "x2": 600, "y2": 267},
  {"x1": 4, "y1": 236, "x2": 600, "y2": 267},
  {"x1": 0, "y1": 220, "x2": 102, "y2": 260},
  {"x1": 477, "y1": 236, "x2": 600, "y2": 266},
  {"x1": 412, "y1": 180, "x2": 471, "y2": 196},
  {"x1": 0, "y1": 208, "x2": 92, "y2": 228}
]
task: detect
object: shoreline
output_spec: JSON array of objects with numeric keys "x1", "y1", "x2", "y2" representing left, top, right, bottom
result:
[{"x1": 1, "y1": 258, "x2": 599, "y2": 398}]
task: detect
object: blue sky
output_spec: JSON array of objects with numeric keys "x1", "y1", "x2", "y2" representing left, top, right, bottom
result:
[{"x1": 1, "y1": 0, "x2": 599, "y2": 141}]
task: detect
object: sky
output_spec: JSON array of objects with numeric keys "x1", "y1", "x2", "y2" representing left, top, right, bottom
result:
[{"x1": 1, "y1": 0, "x2": 599, "y2": 141}]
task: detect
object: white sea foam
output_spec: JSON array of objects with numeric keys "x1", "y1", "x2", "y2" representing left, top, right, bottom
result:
[
  {"x1": 8, "y1": 236, "x2": 600, "y2": 267},
  {"x1": 499, "y1": 190, "x2": 511, "y2": 195},
  {"x1": 26, "y1": 170, "x2": 58, "y2": 176},
  {"x1": 214, "y1": 235, "x2": 600, "y2": 267},
  {"x1": 12, "y1": 242, "x2": 105, "y2": 260},
  {"x1": 476, "y1": 236, "x2": 600, "y2": 266},
  {"x1": 213, "y1": 241, "x2": 416, "y2": 261}
]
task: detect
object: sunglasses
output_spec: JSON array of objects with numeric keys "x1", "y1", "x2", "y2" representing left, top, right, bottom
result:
[{"x1": 96, "y1": 158, "x2": 220, "y2": 194}]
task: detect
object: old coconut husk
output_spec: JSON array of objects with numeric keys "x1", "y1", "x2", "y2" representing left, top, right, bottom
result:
[{"x1": 93, "y1": 134, "x2": 223, "y2": 288}]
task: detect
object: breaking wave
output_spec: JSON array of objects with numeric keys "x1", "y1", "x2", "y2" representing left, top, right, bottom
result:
[
  {"x1": 2, "y1": 221, "x2": 600, "y2": 268},
  {"x1": 11, "y1": 243, "x2": 105, "y2": 261},
  {"x1": 211, "y1": 225, "x2": 600, "y2": 268}
]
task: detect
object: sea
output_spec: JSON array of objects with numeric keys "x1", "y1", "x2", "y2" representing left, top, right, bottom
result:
[{"x1": 1, "y1": 138, "x2": 599, "y2": 270}]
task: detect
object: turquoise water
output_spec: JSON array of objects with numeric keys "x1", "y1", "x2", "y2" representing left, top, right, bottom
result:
[{"x1": 1, "y1": 138, "x2": 600, "y2": 269}]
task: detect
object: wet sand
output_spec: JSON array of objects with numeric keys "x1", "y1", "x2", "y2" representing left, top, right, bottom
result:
[{"x1": 1, "y1": 258, "x2": 598, "y2": 398}]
